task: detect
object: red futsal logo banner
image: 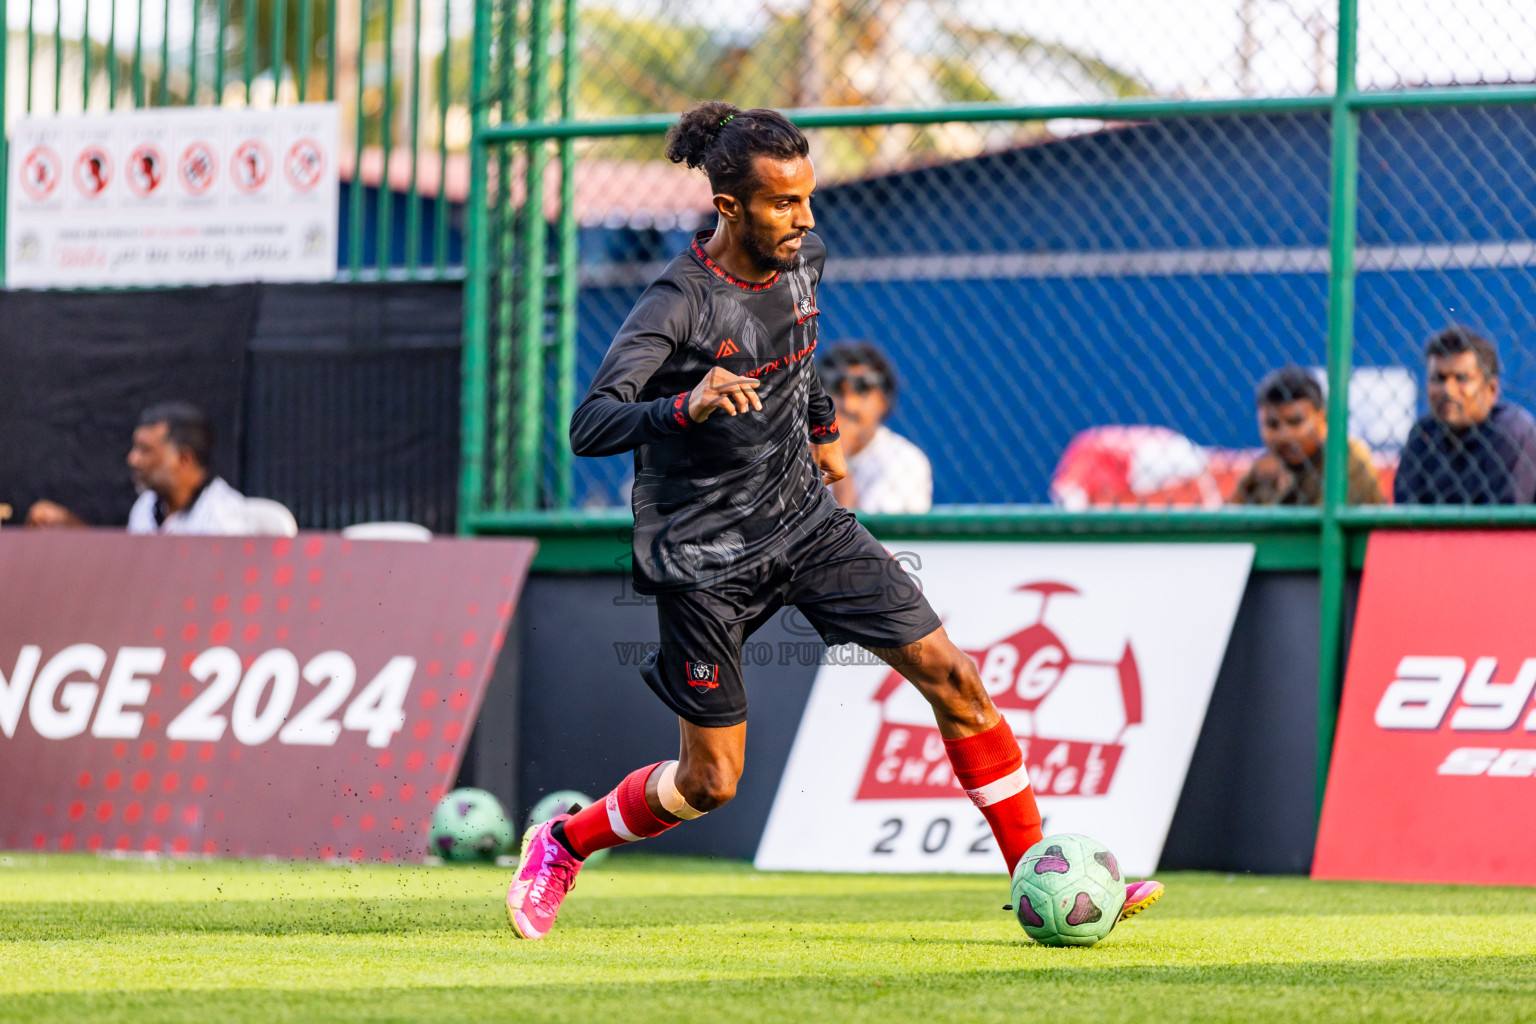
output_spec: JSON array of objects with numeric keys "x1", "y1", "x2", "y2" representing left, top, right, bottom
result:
[
  {"x1": 756, "y1": 543, "x2": 1251, "y2": 875},
  {"x1": 855, "y1": 583, "x2": 1138, "y2": 801},
  {"x1": 1315, "y1": 531, "x2": 1536, "y2": 885},
  {"x1": 0, "y1": 532, "x2": 534, "y2": 861}
]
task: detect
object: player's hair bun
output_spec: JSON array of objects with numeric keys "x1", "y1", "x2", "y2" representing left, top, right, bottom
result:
[{"x1": 665, "y1": 101, "x2": 742, "y2": 169}]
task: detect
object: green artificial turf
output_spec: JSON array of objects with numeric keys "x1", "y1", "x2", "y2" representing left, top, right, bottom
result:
[{"x1": 3, "y1": 853, "x2": 1536, "y2": 1023}]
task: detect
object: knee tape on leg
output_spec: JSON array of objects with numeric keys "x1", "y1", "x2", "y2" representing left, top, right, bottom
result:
[{"x1": 655, "y1": 761, "x2": 707, "y2": 820}]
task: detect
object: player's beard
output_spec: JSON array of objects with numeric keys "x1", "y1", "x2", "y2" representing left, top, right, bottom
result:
[{"x1": 740, "y1": 214, "x2": 803, "y2": 274}]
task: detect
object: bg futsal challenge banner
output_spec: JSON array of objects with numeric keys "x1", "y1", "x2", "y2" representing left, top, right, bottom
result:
[
  {"x1": 6, "y1": 104, "x2": 338, "y2": 288},
  {"x1": 1315, "y1": 532, "x2": 1536, "y2": 885},
  {"x1": 0, "y1": 532, "x2": 534, "y2": 861},
  {"x1": 755, "y1": 543, "x2": 1253, "y2": 876}
]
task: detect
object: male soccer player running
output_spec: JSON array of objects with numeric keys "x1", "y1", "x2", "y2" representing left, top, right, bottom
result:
[{"x1": 506, "y1": 101, "x2": 1164, "y2": 939}]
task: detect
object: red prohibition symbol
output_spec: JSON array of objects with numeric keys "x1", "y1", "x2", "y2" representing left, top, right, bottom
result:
[
  {"x1": 180, "y1": 142, "x2": 217, "y2": 195},
  {"x1": 21, "y1": 146, "x2": 61, "y2": 200},
  {"x1": 284, "y1": 138, "x2": 326, "y2": 192},
  {"x1": 231, "y1": 140, "x2": 272, "y2": 194},
  {"x1": 74, "y1": 146, "x2": 112, "y2": 198},
  {"x1": 126, "y1": 143, "x2": 166, "y2": 197}
]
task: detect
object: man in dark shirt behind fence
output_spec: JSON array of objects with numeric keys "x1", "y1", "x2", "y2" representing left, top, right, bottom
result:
[{"x1": 1394, "y1": 326, "x2": 1536, "y2": 505}]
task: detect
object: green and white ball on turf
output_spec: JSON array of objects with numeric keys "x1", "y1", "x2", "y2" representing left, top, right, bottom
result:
[
  {"x1": 428, "y1": 788, "x2": 515, "y2": 862},
  {"x1": 527, "y1": 789, "x2": 608, "y2": 865},
  {"x1": 1011, "y1": 833, "x2": 1127, "y2": 947}
]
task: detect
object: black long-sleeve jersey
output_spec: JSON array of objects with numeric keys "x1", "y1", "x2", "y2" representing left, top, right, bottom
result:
[{"x1": 571, "y1": 230, "x2": 841, "y2": 594}]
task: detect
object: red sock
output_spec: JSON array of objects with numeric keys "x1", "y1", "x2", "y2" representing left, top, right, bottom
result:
[
  {"x1": 560, "y1": 762, "x2": 677, "y2": 858},
  {"x1": 943, "y1": 719, "x2": 1042, "y2": 874}
]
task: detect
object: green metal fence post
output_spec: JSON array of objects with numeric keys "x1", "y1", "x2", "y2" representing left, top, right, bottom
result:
[
  {"x1": 491, "y1": 0, "x2": 521, "y2": 509},
  {"x1": 515, "y1": 0, "x2": 551, "y2": 508},
  {"x1": 273, "y1": 0, "x2": 288, "y2": 100},
  {"x1": 192, "y1": 0, "x2": 204, "y2": 103},
  {"x1": 242, "y1": 0, "x2": 256, "y2": 102},
  {"x1": 53, "y1": 5, "x2": 63, "y2": 113},
  {"x1": 458, "y1": 0, "x2": 495, "y2": 532},
  {"x1": 107, "y1": 0, "x2": 117, "y2": 108},
  {"x1": 432, "y1": 0, "x2": 452, "y2": 274},
  {"x1": 159, "y1": 0, "x2": 172, "y2": 102},
  {"x1": 376, "y1": 0, "x2": 397, "y2": 270},
  {"x1": 83, "y1": 0, "x2": 93, "y2": 110},
  {"x1": 215, "y1": 0, "x2": 228, "y2": 103},
  {"x1": 404, "y1": 0, "x2": 424, "y2": 275},
  {"x1": 294, "y1": 0, "x2": 311, "y2": 99},
  {"x1": 1318, "y1": 0, "x2": 1359, "y2": 818},
  {"x1": 553, "y1": 0, "x2": 577, "y2": 507},
  {"x1": 26, "y1": 0, "x2": 36, "y2": 113},
  {"x1": 348, "y1": 0, "x2": 367, "y2": 277},
  {"x1": 326, "y1": 0, "x2": 336, "y2": 100}
]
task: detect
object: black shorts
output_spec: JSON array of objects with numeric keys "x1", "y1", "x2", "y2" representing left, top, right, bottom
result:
[{"x1": 639, "y1": 507, "x2": 941, "y2": 727}]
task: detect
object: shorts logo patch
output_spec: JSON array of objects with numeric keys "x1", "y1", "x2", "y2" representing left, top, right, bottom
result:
[{"x1": 685, "y1": 662, "x2": 720, "y2": 690}]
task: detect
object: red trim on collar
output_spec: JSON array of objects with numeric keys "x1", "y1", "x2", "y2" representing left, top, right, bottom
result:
[{"x1": 690, "y1": 231, "x2": 781, "y2": 291}]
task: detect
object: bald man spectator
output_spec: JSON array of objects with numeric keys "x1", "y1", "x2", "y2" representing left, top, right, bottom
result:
[
  {"x1": 27, "y1": 402, "x2": 253, "y2": 534},
  {"x1": 1394, "y1": 327, "x2": 1536, "y2": 504}
]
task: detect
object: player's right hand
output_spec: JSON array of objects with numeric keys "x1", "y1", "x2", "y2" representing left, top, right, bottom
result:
[{"x1": 688, "y1": 366, "x2": 762, "y2": 422}]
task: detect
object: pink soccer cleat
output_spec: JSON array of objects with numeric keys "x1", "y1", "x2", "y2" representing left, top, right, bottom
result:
[
  {"x1": 1120, "y1": 879, "x2": 1164, "y2": 922},
  {"x1": 506, "y1": 815, "x2": 583, "y2": 939}
]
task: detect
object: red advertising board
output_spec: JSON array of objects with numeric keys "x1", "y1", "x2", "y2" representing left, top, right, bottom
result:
[
  {"x1": 1315, "y1": 531, "x2": 1536, "y2": 884},
  {"x1": 0, "y1": 532, "x2": 534, "y2": 861}
]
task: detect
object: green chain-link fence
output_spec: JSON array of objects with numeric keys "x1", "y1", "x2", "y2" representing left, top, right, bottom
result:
[{"x1": 456, "y1": 0, "x2": 1536, "y2": 808}]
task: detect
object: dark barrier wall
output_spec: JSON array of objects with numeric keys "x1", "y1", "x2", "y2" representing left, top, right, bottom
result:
[
  {"x1": 0, "y1": 286, "x2": 254, "y2": 526},
  {"x1": 0, "y1": 283, "x2": 461, "y2": 532},
  {"x1": 1160, "y1": 572, "x2": 1321, "y2": 874},
  {"x1": 465, "y1": 570, "x2": 1345, "y2": 875},
  {"x1": 244, "y1": 283, "x2": 462, "y2": 532}
]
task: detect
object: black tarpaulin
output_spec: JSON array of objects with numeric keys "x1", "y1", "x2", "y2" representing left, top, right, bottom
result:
[{"x1": 0, "y1": 286, "x2": 256, "y2": 526}]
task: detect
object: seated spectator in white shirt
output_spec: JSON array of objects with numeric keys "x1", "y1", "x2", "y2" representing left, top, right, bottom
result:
[
  {"x1": 26, "y1": 402, "x2": 253, "y2": 535},
  {"x1": 818, "y1": 342, "x2": 933, "y2": 513}
]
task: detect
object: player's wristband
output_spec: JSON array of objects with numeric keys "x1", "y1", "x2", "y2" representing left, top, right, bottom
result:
[
  {"x1": 669, "y1": 392, "x2": 695, "y2": 430},
  {"x1": 809, "y1": 421, "x2": 840, "y2": 444}
]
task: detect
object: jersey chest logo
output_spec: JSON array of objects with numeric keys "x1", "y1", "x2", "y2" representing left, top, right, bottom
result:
[
  {"x1": 795, "y1": 295, "x2": 820, "y2": 324},
  {"x1": 715, "y1": 338, "x2": 740, "y2": 359}
]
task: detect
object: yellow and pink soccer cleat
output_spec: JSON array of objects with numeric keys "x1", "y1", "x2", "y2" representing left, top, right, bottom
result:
[
  {"x1": 1120, "y1": 879, "x2": 1164, "y2": 921},
  {"x1": 506, "y1": 815, "x2": 583, "y2": 939}
]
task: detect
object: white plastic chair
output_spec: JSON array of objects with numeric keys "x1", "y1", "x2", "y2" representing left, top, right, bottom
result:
[
  {"x1": 340, "y1": 521, "x2": 433, "y2": 542},
  {"x1": 244, "y1": 497, "x2": 299, "y2": 537}
]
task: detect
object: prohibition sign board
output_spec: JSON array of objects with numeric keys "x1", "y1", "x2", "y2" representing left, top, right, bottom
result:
[
  {"x1": 20, "y1": 147, "x2": 61, "y2": 201},
  {"x1": 179, "y1": 142, "x2": 217, "y2": 195},
  {"x1": 74, "y1": 146, "x2": 112, "y2": 198},
  {"x1": 284, "y1": 138, "x2": 326, "y2": 192},
  {"x1": 230, "y1": 140, "x2": 272, "y2": 194}
]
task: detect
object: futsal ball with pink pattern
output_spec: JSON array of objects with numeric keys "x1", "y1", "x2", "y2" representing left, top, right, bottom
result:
[{"x1": 1011, "y1": 833, "x2": 1127, "y2": 946}]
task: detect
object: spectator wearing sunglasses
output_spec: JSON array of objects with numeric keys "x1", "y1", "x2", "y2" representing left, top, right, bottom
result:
[{"x1": 817, "y1": 341, "x2": 933, "y2": 513}]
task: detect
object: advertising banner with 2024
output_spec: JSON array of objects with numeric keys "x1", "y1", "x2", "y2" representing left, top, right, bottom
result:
[
  {"x1": 1315, "y1": 532, "x2": 1536, "y2": 885},
  {"x1": 755, "y1": 543, "x2": 1253, "y2": 876},
  {"x1": 0, "y1": 532, "x2": 533, "y2": 861},
  {"x1": 6, "y1": 104, "x2": 338, "y2": 287}
]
